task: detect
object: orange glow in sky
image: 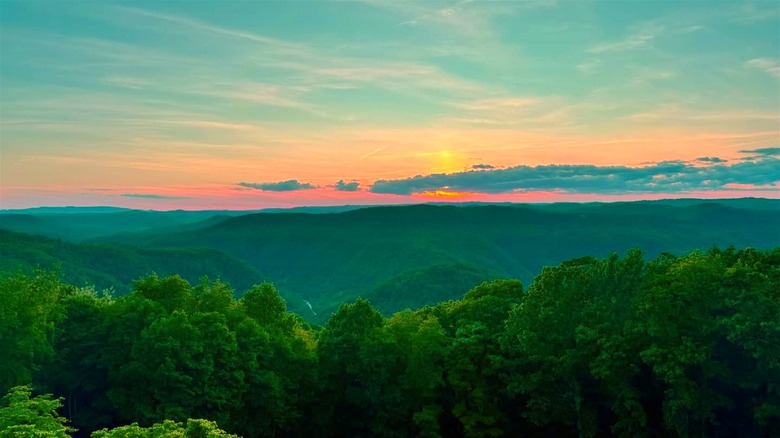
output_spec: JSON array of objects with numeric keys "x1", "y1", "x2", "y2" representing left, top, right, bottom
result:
[{"x1": 1, "y1": 1, "x2": 778, "y2": 209}]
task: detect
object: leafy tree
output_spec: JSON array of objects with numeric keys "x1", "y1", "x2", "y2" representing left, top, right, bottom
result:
[
  {"x1": 634, "y1": 251, "x2": 734, "y2": 436},
  {"x1": 438, "y1": 280, "x2": 523, "y2": 437},
  {"x1": 43, "y1": 287, "x2": 115, "y2": 431},
  {"x1": 502, "y1": 253, "x2": 646, "y2": 438},
  {"x1": 109, "y1": 310, "x2": 243, "y2": 425},
  {"x1": 0, "y1": 385, "x2": 75, "y2": 437},
  {"x1": 0, "y1": 270, "x2": 67, "y2": 393},
  {"x1": 92, "y1": 418, "x2": 237, "y2": 437},
  {"x1": 132, "y1": 274, "x2": 192, "y2": 314},
  {"x1": 192, "y1": 278, "x2": 236, "y2": 317},
  {"x1": 241, "y1": 282, "x2": 290, "y2": 330},
  {"x1": 717, "y1": 248, "x2": 780, "y2": 435},
  {"x1": 229, "y1": 282, "x2": 318, "y2": 436},
  {"x1": 317, "y1": 298, "x2": 402, "y2": 437},
  {"x1": 102, "y1": 293, "x2": 165, "y2": 418},
  {"x1": 224, "y1": 317, "x2": 284, "y2": 437},
  {"x1": 385, "y1": 310, "x2": 448, "y2": 437}
]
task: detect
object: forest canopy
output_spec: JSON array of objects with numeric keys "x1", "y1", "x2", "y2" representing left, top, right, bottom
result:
[{"x1": 1, "y1": 247, "x2": 778, "y2": 437}]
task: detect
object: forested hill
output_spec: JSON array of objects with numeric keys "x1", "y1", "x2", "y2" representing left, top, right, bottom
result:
[
  {"x1": 0, "y1": 229, "x2": 264, "y2": 294},
  {"x1": 93, "y1": 200, "x2": 780, "y2": 319}
]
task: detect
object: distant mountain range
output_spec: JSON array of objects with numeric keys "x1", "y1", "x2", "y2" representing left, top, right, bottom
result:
[{"x1": 2, "y1": 198, "x2": 779, "y2": 321}]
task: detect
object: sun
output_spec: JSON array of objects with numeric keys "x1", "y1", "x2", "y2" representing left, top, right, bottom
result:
[{"x1": 434, "y1": 150, "x2": 466, "y2": 174}]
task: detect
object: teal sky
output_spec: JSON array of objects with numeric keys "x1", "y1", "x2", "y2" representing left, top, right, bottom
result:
[{"x1": 1, "y1": 0, "x2": 778, "y2": 209}]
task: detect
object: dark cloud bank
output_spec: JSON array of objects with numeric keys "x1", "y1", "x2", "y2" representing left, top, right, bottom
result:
[
  {"x1": 238, "y1": 180, "x2": 316, "y2": 191},
  {"x1": 740, "y1": 147, "x2": 780, "y2": 156},
  {"x1": 370, "y1": 157, "x2": 779, "y2": 195},
  {"x1": 334, "y1": 180, "x2": 361, "y2": 192}
]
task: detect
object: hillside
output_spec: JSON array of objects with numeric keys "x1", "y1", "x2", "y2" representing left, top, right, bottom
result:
[
  {"x1": 0, "y1": 229, "x2": 264, "y2": 295},
  {"x1": 88, "y1": 200, "x2": 780, "y2": 320},
  {"x1": 362, "y1": 261, "x2": 506, "y2": 316},
  {"x1": 0, "y1": 210, "x2": 244, "y2": 241}
]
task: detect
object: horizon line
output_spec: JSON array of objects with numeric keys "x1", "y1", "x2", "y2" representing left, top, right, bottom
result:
[{"x1": 1, "y1": 196, "x2": 777, "y2": 213}]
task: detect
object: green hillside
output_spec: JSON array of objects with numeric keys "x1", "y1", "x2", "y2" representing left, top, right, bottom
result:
[
  {"x1": 361, "y1": 262, "x2": 506, "y2": 316},
  {"x1": 88, "y1": 201, "x2": 780, "y2": 321},
  {"x1": 0, "y1": 210, "x2": 241, "y2": 241},
  {"x1": 0, "y1": 229, "x2": 264, "y2": 295}
]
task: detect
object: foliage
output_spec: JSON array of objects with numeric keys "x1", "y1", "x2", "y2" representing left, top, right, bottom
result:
[
  {"x1": 0, "y1": 246, "x2": 778, "y2": 437},
  {"x1": 91, "y1": 418, "x2": 238, "y2": 437},
  {"x1": 0, "y1": 385, "x2": 75, "y2": 437},
  {"x1": 0, "y1": 270, "x2": 68, "y2": 393}
]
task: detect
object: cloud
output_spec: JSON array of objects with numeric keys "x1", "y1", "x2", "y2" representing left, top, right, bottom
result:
[
  {"x1": 361, "y1": 146, "x2": 387, "y2": 159},
  {"x1": 370, "y1": 158, "x2": 779, "y2": 195},
  {"x1": 121, "y1": 193, "x2": 189, "y2": 199},
  {"x1": 471, "y1": 164, "x2": 495, "y2": 170},
  {"x1": 454, "y1": 96, "x2": 538, "y2": 111},
  {"x1": 730, "y1": 2, "x2": 780, "y2": 23},
  {"x1": 588, "y1": 23, "x2": 663, "y2": 53},
  {"x1": 576, "y1": 60, "x2": 601, "y2": 74},
  {"x1": 118, "y1": 6, "x2": 303, "y2": 50},
  {"x1": 696, "y1": 157, "x2": 727, "y2": 163},
  {"x1": 739, "y1": 147, "x2": 780, "y2": 156},
  {"x1": 110, "y1": 6, "x2": 489, "y2": 110},
  {"x1": 334, "y1": 180, "x2": 361, "y2": 192},
  {"x1": 745, "y1": 58, "x2": 780, "y2": 77},
  {"x1": 237, "y1": 180, "x2": 316, "y2": 191}
]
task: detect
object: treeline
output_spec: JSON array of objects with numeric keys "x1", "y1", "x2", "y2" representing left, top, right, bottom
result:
[{"x1": 1, "y1": 247, "x2": 778, "y2": 437}]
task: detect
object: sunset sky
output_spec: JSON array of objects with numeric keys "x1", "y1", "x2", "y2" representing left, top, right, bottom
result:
[{"x1": 1, "y1": 0, "x2": 778, "y2": 210}]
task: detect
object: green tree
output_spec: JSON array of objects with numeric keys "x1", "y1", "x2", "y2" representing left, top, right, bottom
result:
[
  {"x1": 109, "y1": 310, "x2": 243, "y2": 425},
  {"x1": 438, "y1": 280, "x2": 523, "y2": 437},
  {"x1": 0, "y1": 270, "x2": 67, "y2": 393},
  {"x1": 385, "y1": 310, "x2": 448, "y2": 437},
  {"x1": 43, "y1": 287, "x2": 115, "y2": 431},
  {"x1": 634, "y1": 251, "x2": 732, "y2": 437},
  {"x1": 132, "y1": 274, "x2": 192, "y2": 314},
  {"x1": 0, "y1": 385, "x2": 75, "y2": 437},
  {"x1": 317, "y1": 298, "x2": 402, "y2": 437},
  {"x1": 717, "y1": 248, "x2": 780, "y2": 435},
  {"x1": 224, "y1": 317, "x2": 284, "y2": 437},
  {"x1": 502, "y1": 253, "x2": 646, "y2": 438},
  {"x1": 241, "y1": 282, "x2": 294, "y2": 332},
  {"x1": 192, "y1": 278, "x2": 236, "y2": 316},
  {"x1": 92, "y1": 418, "x2": 237, "y2": 437},
  {"x1": 230, "y1": 282, "x2": 317, "y2": 436}
]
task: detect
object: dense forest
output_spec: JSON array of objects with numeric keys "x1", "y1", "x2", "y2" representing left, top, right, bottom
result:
[{"x1": 2, "y1": 247, "x2": 778, "y2": 437}]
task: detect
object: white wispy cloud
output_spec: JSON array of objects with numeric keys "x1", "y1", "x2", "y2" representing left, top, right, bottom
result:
[
  {"x1": 629, "y1": 67, "x2": 677, "y2": 86},
  {"x1": 729, "y1": 2, "x2": 780, "y2": 23},
  {"x1": 622, "y1": 104, "x2": 780, "y2": 124},
  {"x1": 453, "y1": 96, "x2": 539, "y2": 111},
  {"x1": 577, "y1": 60, "x2": 602, "y2": 74},
  {"x1": 746, "y1": 58, "x2": 780, "y2": 77},
  {"x1": 103, "y1": 5, "x2": 499, "y2": 104},
  {"x1": 361, "y1": 146, "x2": 387, "y2": 160},
  {"x1": 116, "y1": 6, "x2": 307, "y2": 53},
  {"x1": 588, "y1": 23, "x2": 664, "y2": 53},
  {"x1": 357, "y1": 0, "x2": 535, "y2": 73}
]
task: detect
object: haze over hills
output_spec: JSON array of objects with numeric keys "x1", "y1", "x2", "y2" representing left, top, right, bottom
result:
[
  {"x1": 2, "y1": 197, "x2": 778, "y2": 240},
  {"x1": 2, "y1": 199, "x2": 778, "y2": 321},
  {"x1": 0, "y1": 205, "x2": 372, "y2": 241}
]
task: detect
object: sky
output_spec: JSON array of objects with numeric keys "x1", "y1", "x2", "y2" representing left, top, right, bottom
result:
[{"x1": 0, "y1": 0, "x2": 778, "y2": 210}]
